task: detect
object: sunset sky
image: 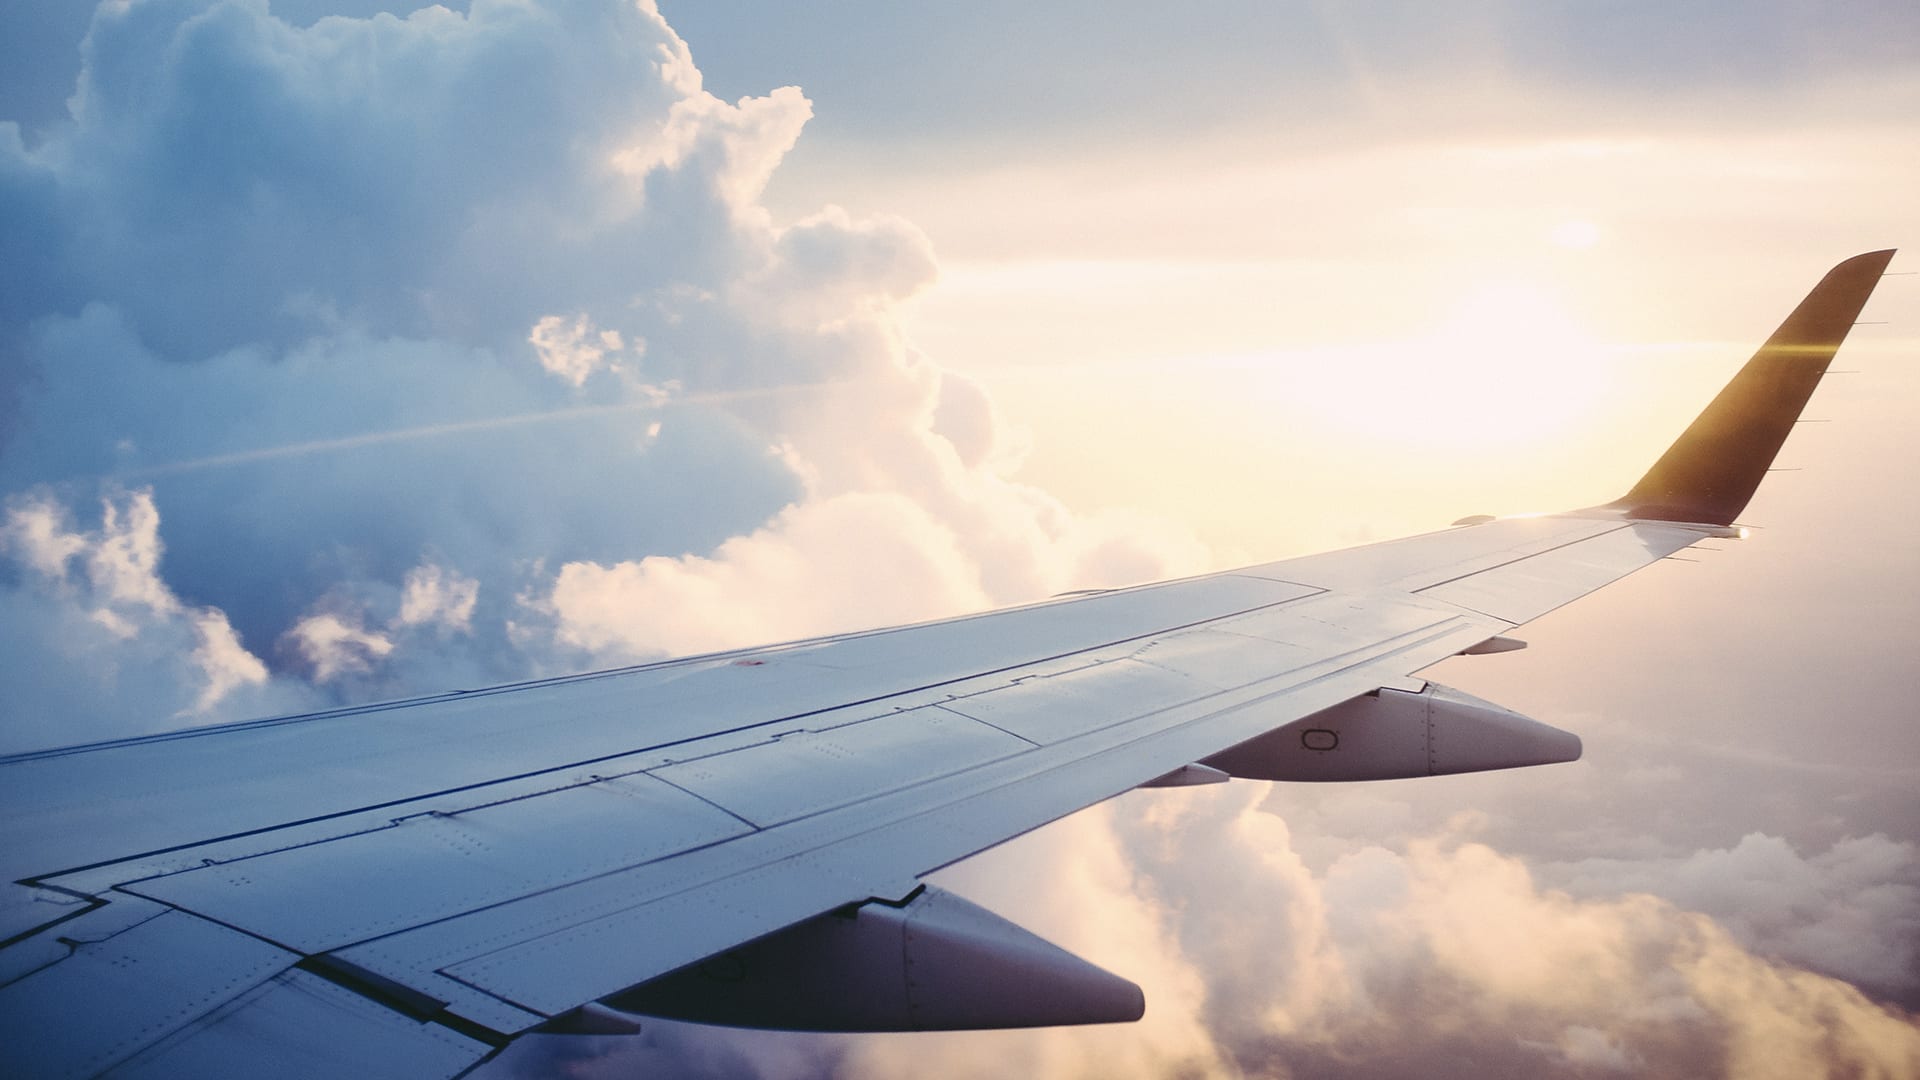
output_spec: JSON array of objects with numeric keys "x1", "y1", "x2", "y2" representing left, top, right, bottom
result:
[{"x1": 1, "y1": 2, "x2": 1916, "y2": 1077}]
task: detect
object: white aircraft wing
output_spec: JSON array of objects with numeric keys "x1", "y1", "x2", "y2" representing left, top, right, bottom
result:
[{"x1": 0, "y1": 250, "x2": 1895, "y2": 1078}]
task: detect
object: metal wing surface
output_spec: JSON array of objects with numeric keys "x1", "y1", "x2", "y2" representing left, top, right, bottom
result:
[{"x1": 0, "y1": 251, "x2": 1895, "y2": 1078}]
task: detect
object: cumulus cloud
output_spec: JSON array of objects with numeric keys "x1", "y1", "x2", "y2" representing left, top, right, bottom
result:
[
  {"x1": 1099, "y1": 791, "x2": 1920, "y2": 1080},
  {"x1": 0, "y1": 488, "x2": 295, "y2": 749},
  {"x1": 528, "y1": 313, "x2": 632, "y2": 387},
  {"x1": 542, "y1": 491, "x2": 992, "y2": 658},
  {"x1": 0, "y1": 0, "x2": 1205, "y2": 705},
  {"x1": 481, "y1": 789, "x2": 1920, "y2": 1080},
  {"x1": 1546, "y1": 831, "x2": 1920, "y2": 998},
  {"x1": 283, "y1": 610, "x2": 395, "y2": 682},
  {"x1": 397, "y1": 562, "x2": 481, "y2": 633},
  {"x1": 183, "y1": 607, "x2": 271, "y2": 713}
]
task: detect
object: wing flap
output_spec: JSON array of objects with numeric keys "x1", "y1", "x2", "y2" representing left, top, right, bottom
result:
[
  {"x1": 0, "y1": 909, "x2": 293, "y2": 1079},
  {"x1": 121, "y1": 772, "x2": 754, "y2": 953},
  {"x1": 105, "y1": 968, "x2": 488, "y2": 1080}
]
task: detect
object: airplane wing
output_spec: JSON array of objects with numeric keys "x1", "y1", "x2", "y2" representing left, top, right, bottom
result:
[{"x1": 0, "y1": 250, "x2": 1895, "y2": 1078}]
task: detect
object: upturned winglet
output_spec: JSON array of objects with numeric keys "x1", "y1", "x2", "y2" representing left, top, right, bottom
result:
[{"x1": 1611, "y1": 249, "x2": 1897, "y2": 525}]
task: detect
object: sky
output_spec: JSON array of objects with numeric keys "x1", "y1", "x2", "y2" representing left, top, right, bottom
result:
[{"x1": 1, "y1": 1, "x2": 1917, "y2": 1077}]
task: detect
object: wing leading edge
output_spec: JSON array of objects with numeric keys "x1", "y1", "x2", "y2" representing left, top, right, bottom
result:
[{"x1": 0, "y1": 251, "x2": 1896, "y2": 1079}]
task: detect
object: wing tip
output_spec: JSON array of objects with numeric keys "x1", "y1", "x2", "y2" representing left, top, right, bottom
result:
[
  {"x1": 1610, "y1": 247, "x2": 1898, "y2": 526},
  {"x1": 1818, "y1": 248, "x2": 1898, "y2": 294}
]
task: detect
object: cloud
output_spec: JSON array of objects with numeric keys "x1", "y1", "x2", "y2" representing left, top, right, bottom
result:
[
  {"x1": 0, "y1": 488, "x2": 303, "y2": 750},
  {"x1": 34, "y1": 0, "x2": 701, "y2": 358},
  {"x1": 184, "y1": 607, "x2": 272, "y2": 712},
  {"x1": 1, "y1": 0, "x2": 1206, "y2": 703},
  {"x1": 538, "y1": 479, "x2": 1213, "y2": 666},
  {"x1": 283, "y1": 610, "x2": 395, "y2": 682},
  {"x1": 1102, "y1": 790, "x2": 1920, "y2": 1080},
  {"x1": 542, "y1": 491, "x2": 991, "y2": 659},
  {"x1": 0, "y1": 304, "x2": 802, "y2": 672},
  {"x1": 1546, "y1": 832, "x2": 1920, "y2": 999},
  {"x1": 397, "y1": 562, "x2": 480, "y2": 633},
  {"x1": 477, "y1": 789, "x2": 1920, "y2": 1080},
  {"x1": 928, "y1": 369, "x2": 999, "y2": 470},
  {"x1": 528, "y1": 313, "x2": 633, "y2": 387}
]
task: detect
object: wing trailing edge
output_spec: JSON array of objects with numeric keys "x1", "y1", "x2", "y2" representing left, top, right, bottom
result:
[{"x1": 1611, "y1": 248, "x2": 1896, "y2": 525}]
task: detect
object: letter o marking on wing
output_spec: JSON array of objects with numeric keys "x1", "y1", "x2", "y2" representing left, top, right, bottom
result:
[{"x1": 1301, "y1": 729, "x2": 1339, "y2": 752}]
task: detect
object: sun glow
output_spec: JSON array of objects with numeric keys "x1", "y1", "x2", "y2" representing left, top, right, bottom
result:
[
  {"x1": 1279, "y1": 279, "x2": 1611, "y2": 450},
  {"x1": 1550, "y1": 218, "x2": 1602, "y2": 249}
]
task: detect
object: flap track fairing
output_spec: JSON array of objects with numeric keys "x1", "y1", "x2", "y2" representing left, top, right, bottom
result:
[
  {"x1": 604, "y1": 885, "x2": 1143, "y2": 1032},
  {"x1": 1199, "y1": 682, "x2": 1581, "y2": 782}
]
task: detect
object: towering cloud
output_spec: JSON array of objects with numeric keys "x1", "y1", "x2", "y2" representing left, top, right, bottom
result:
[{"x1": 0, "y1": 0, "x2": 1202, "y2": 748}]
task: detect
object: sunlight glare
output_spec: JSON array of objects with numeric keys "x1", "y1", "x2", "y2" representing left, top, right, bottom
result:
[
  {"x1": 1550, "y1": 218, "x2": 1602, "y2": 250},
  {"x1": 1280, "y1": 280, "x2": 1610, "y2": 451}
]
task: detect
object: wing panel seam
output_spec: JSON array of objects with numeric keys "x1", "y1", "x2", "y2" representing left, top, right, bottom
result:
[{"x1": 1405, "y1": 521, "x2": 1632, "y2": 593}]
